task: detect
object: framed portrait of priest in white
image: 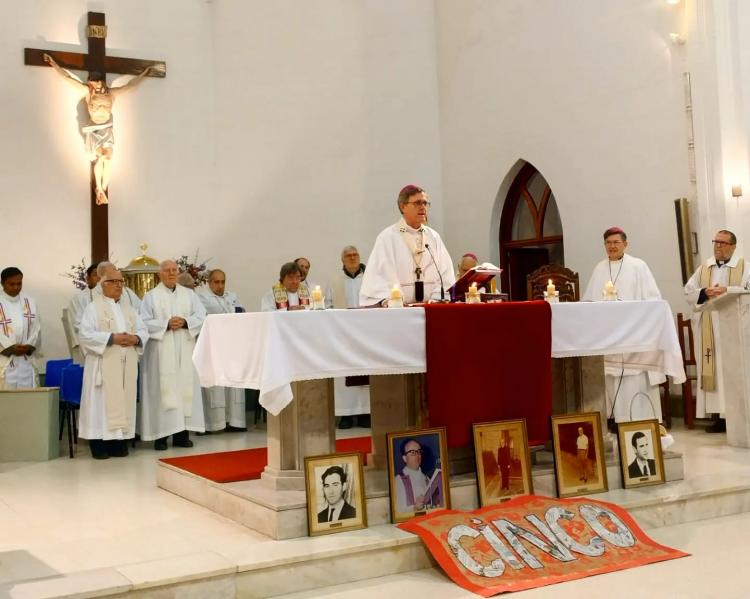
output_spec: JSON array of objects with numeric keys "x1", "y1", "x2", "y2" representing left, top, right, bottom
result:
[
  {"x1": 304, "y1": 452, "x2": 367, "y2": 537},
  {"x1": 387, "y1": 427, "x2": 451, "y2": 523},
  {"x1": 617, "y1": 419, "x2": 665, "y2": 489},
  {"x1": 551, "y1": 412, "x2": 608, "y2": 498},
  {"x1": 472, "y1": 419, "x2": 533, "y2": 506}
]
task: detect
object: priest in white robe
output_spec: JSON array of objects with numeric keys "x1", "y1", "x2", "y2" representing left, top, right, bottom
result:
[
  {"x1": 0, "y1": 267, "x2": 41, "y2": 390},
  {"x1": 197, "y1": 268, "x2": 248, "y2": 432},
  {"x1": 332, "y1": 246, "x2": 371, "y2": 429},
  {"x1": 360, "y1": 185, "x2": 455, "y2": 305},
  {"x1": 295, "y1": 257, "x2": 333, "y2": 309},
  {"x1": 66, "y1": 262, "x2": 100, "y2": 364},
  {"x1": 685, "y1": 229, "x2": 750, "y2": 433},
  {"x1": 582, "y1": 227, "x2": 665, "y2": 424},
  {"x1": 78, "y1": 265, "x2": 148, "y2": 459},
  {"x1": 138, "y1": 260, "x2": 206, "y2": 450},
  {"x1": 92, "y1": 262, "x2": 142, "y2": 312},
  {"x1": 261, "y1": 262, "x2": 311, "y2": 311}
]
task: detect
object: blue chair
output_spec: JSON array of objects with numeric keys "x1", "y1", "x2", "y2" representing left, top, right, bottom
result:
[
  {"x1": 60, "y1": 364, "x2": 84, "y2": 458},
  {"x1": 47, "y1": 358, "x2": 73, "y2": 387},
  {"x1": 49, "y1": 358, "x2": 74, "y2": 442}
]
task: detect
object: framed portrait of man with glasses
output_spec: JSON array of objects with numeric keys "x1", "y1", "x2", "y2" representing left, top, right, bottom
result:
[{"x1": 387, "y1": 427, "x2": 450, "y2": 523}]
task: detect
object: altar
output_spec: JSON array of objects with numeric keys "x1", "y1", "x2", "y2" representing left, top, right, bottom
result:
[{"x1": 178, "y1": 300, "x2": 687, "y2": 538}]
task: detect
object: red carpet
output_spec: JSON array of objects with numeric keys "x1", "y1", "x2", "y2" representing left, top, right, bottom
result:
[
  {"x1": 424, "y1": 302, "x2": 552, "y2": 447},
  {"x1": 160, "y1": 436, "x2": 372, "y2": 483}
]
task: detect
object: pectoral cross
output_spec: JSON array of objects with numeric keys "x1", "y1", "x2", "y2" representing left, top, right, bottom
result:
[
  {"x1": 704, "y1": 348, "x2": 712, "y2": 363},
  {"x1": 415, "y1": 267, "x2": 422, "y2": 280}
]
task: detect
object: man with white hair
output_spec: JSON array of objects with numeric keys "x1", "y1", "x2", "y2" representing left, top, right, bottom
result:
[
  {"x1": 93, "y1": 262, "x2": 142, "y2": 312},
  {"x1": 78, "y1": 264, "x2": 148, "y2": 459},
  {"x1": 138, "y1": 259, "x2": 207, "y2": 450},
  {"x1": 197, "y1": 268, "x2": 247, "y2": 432}
]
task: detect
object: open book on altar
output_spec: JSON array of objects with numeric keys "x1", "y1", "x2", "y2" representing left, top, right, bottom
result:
[{"x1": 449, "y1": 263, "x2": 502, "y2": 302}]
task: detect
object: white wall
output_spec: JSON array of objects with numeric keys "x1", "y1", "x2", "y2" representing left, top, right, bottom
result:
[{"x1": 434, "y1": 0, "x2": 691, "y2": 309}]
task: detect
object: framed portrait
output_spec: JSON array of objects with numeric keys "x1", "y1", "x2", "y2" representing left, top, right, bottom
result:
[
  {"x1": 551, "y1": 412, "x2": 608, "y2": 498},
  {"x1": 304, "y1": 452, "x2": 367, "y2": 536},
  {"x1": 387, "y1": 427, "x2": 451, "y2": 523},
  {"x1": 617, "y1": 419, "x2": 666, "y2": 489},
  {"x1": 472, "y1": 419, "x2": 533, "y2": 506}
]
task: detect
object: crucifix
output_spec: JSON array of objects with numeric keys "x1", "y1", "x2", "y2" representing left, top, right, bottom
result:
[
  {"x1": 705, "y1": 348, "x2": 712, "y2": 363},
  {"x1": 24, "y1": 11, "x2": 166, "y2": 262}
]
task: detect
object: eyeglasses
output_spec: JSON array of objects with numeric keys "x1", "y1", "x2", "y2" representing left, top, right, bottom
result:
[
  {"x1": 103, "y1": 279, "x2": 124, "y2": 285},
  {"x1": 407, "y1": 200, "x2": 431, "y2": 208},
  {"x1": 404, "y1": 449, "x2": 423, "y2": 456},
  {"x1": 712, "y1": 240, "x2": 734, "y2": 246}
]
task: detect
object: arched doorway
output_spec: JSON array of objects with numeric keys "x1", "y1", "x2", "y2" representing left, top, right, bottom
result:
[{"x1": 499, "y1": 162, "x2": 564, "y2": 300}]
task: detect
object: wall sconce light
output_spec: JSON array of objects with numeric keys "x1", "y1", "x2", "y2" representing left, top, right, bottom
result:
[
  {"x1": 670, "y1": 32, "x2": 686, "y2": 45},
  {"x1": 732, "y1": 184, "x2": 743, "y2": 198}
]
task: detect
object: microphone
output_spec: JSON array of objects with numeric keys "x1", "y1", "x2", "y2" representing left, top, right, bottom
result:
[{"x1": 424, "y1": 243, "x2": 445, "y2": 302}]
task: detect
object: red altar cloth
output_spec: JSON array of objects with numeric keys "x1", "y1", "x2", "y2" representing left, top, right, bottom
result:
[{"x1": 424, "y1": 301, "x2": 552, "y2": 447}]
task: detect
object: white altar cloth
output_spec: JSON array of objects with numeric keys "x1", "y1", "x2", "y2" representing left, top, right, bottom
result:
[
  {"x1": 194, "y1": 301, "x2": 685, "y2": 415},
  {"x1": 193, "y1": 309, "x2": 426, "y2": 415},
  {"x1": 550, "y1": 300, "x2": 686, "y2": 384}
]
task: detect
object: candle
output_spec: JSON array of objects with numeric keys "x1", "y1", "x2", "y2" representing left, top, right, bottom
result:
[
  {"x1": 390, "y1": 285, "x2": 402, "y2": 300},
  {"x1": 312, "y1": 285, "x2": 323, "y2": 302},
  {"x1": 469, "y1": 282, "x2": 479, "y2": 295},
  {"x1": 546, "y1": 279, "x2": 556, "y2": 296}
]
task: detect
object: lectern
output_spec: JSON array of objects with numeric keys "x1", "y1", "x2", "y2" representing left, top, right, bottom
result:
[{"x1": 697, "y1": 290, "x2": 750, "y2": 447}]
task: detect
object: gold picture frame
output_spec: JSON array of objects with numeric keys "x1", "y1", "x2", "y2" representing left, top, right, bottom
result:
[
  {"x1": 387, "y1": 427, "x2": 451, "y2": 523},
  {"x1": 551, "y1": 412, "x2": 608, "y2": 498},
  {"x1": 472, "y1": 419, "x2": 533, "y2": 506},
  {"x1": 617, "y1": 419, "x2": 666, "y2": 489},
  {"x1": 303, "y1": 452, "x2": 367, "y2": 536}
]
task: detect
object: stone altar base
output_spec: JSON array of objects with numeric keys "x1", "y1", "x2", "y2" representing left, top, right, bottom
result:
[{"x1": 157, "y1": 449, "x2": 686, "y2": 541}]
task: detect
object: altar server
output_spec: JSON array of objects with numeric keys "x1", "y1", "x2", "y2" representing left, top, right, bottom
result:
[
  {"x1": 0, "y1": 267, "x2": 41, "y2": 389},
  {"x1": 582, "y1": 227, "x2": 665, "y2": 423},
  {"x1": 138, "y1": 260, "x2": 206, "y2": 449},
  {"x1": 360, "y1": 185, "x2": 455, "y2": 305},
  {"x1": 78, "y1": 265, "x2": 147, "y2": 459},
  {"x1": 197, "y1": 268, "x2": 247, "y2": 432},
  {"x1": 685, "y1": 229, "x2": 750, "y2": 433}
]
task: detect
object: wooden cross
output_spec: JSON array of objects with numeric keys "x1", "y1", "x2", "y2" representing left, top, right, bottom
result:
[{"x1": 24, "y1": 11, "x2": 165, "y2": 262}]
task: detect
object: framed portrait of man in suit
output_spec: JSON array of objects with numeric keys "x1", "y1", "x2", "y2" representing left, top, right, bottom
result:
[
  {"x1": 617, "y1": 419, "x2": 666, "y2": 489},
  {"x1": 304, "y1": 452, "x2": 367, "y2": 536}
]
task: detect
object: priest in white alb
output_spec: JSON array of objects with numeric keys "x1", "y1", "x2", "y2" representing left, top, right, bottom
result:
[
  {"x1": 78, "y1": 265, "x2": 148, "y2": 459},
  {"x1": 197, "y1": 268, "x2": 248, "y2": 432},
  {"x1": 65, "y1": 262, "x2": 100, "y2": 364},
  {"x1": 360, "y1": 185, "x2": 455, "y2": 305},
  {"x1": 332, "y1": 245, "x2": 371, "y2": 429},
  {"x1": 261, "y1": 262, "x2": 310, "y2": 311},
  {"x1": 0, "y1": 267, "x2": 41, "y2": 389},
  {"x1": 582, "y1": 227, "x2": 665, "y2": 423},
  {"x1": 685, "y1": 229, "x2": 750, "y2": 433},
  {"x1": 138, "y1": 260, "x2": 207, "y2": 450}
]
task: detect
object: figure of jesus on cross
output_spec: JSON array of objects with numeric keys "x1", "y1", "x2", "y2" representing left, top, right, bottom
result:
[{"x1": 43, "y1": 54, "x2": 163, "y2": 205}]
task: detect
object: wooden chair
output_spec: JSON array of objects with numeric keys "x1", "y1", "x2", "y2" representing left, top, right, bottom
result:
[
  {"x1": 526, "y1": 264, "x2": 580, "y2": 302},
  {"x1": 676, "y1": 313, "x2": 697, "y2": 428}
]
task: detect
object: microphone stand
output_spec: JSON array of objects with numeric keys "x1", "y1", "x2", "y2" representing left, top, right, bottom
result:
[{"x1": 424, "y1": 243, "x2": 446, "y2": 302}]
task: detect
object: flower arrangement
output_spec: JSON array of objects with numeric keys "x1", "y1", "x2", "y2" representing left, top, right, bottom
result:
[
  {"x1": 62, "y1": 258, "x2": 89, "y2": 290},
  {"x1": 175, "y1": 250, "x2": 211, "y2": 286}
]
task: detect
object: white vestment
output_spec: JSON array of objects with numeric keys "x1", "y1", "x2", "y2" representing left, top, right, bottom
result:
[
  {"x1": 0, "y1": 291, "x2": 41, "y2": 390},
  {"x1": 197, "y1": 287, "x2": 246, "y2": 430},
  {"x1": 138, "y1": 283, "x2": 206, "y2": 440},
  {"x1": 685, "y1": 255, "x2": 750, "y2": 417},
  {"x1": 395, "y1": 466, "x2": 430, "y2": 512},
  {"x1": 66, "y1": 287, "x2": 96, "y2": 364},
  {"x1": 583, "y1": 253, "x2": 665, "y2": 423},
  {"x1": 331, "y1": 267, "x2": 370, "y2": 416},
  {"x1": 261, "y1": 289, "x2": 305, "y2": 311},
  {"x1": 78, "y1": 297, "x2": 148, "y2": 440},
  {"x1": 360, "y1": 218, "x2": 456, "y2": 305}
]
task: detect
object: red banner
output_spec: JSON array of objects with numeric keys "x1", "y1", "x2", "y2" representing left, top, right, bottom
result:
[{"x1": 398, "y1": 495, "x2": 688, "y2": 596}]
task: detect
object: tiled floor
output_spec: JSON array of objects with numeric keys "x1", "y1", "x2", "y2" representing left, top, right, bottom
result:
[{"x1": 1, "y1": 421, "x2": 749, "y2": 598}]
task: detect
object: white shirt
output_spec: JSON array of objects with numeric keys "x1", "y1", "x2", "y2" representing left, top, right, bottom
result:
[
  {"x1": 360, "y1": 218, "x2": 456, "y2": 305},
  {"x1": 197, "y1": 288, "x2": 243, "y2": 315},
  {"x1": 576, "y1": 434, "x2": 589, "y2": 450}
]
